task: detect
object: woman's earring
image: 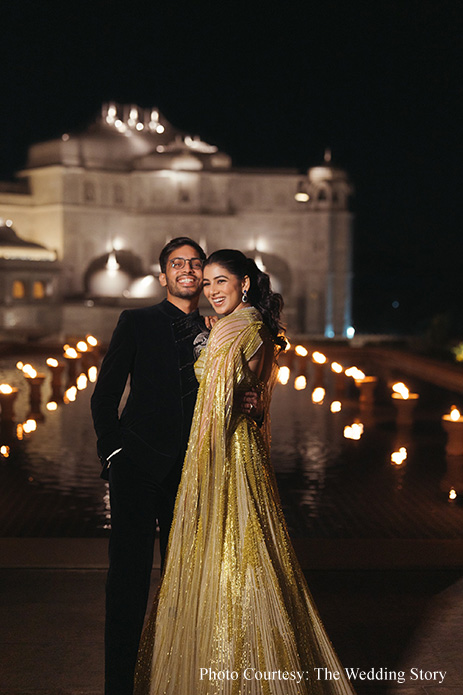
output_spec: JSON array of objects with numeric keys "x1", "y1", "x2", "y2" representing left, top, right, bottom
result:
[{"x1": 242, "y1": 289, "x2": 248, "y2": 303}]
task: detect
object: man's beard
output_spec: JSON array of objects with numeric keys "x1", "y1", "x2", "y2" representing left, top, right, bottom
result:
[{"x1": 166, "y1": 276, "x2": 202, "y2": 299}]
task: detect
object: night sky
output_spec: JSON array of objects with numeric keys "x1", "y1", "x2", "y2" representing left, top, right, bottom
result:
[{"x1": 1, "y1": 1, "x2": 461, "y2": 335}]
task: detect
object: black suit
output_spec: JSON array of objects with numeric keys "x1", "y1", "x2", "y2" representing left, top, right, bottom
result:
[{"x1": 91, "y1": 299, "x2": 208, "y2": 695}]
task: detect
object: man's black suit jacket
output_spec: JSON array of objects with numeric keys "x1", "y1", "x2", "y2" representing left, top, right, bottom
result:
[{"x1": 91, "y1": 299, "x2": 207, "y2": 482}]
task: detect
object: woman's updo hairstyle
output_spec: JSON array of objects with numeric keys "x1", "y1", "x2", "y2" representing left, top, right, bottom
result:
[{"x1": 204, "y1": 249, "x2": 286, "y2": 349}]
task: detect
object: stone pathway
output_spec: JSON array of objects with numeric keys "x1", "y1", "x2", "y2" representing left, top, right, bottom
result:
[{"x1": 1, "y1": 566, "x2": 463, "y2": 695}]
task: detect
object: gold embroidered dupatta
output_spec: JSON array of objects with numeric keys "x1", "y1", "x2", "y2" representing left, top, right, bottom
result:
[{"x1": 135, "y1": 307, "x2": 355, "y2": 695}]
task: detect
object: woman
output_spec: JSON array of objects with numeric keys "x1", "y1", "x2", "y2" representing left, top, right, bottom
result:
[{"x1": 135, "y1": 250, "x2": 355, "y2": 695}]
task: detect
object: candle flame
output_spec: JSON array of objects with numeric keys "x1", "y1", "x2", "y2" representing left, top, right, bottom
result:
[
  {"x1": 64, "y1": 386, "x2": 77, "y2": 403},
  {"x1": 64, "y1": 347, "x2": 79, "y2": 359},
  {"x1": 46, "y1": 401, "x2": 58, "y2": 411},
  {"x1": 46, "y1": 358, "x2": 59, "y2": 368},
  {"x1": 23, "y1": 419, "x2": 37, "y2": 433},
  {"x1": 450, "y1": 406, "x2": 461, "y2": 421},
  {"x1": 295, "y1": 345, "x2": 308, "y2": 357},
  {"x1": 312, "y1": 387, "x2": 325, "y2": 403},
  {"x1": 294, "y1": 375, "x2": 307, "y2": 391},
  {"x1": 277, "y1": 366, "x2": 290, "y2": 385},
  {"x1": 76, "y1": 373, "x2": 88, "y2": 390},
  {"x1": 345, "y1": 367, "x2": 366, "y2": 380},
  {"x1": 76, "y1": 341, "x2": 88, "y2": 352},
  {"x1": 88, "y1": 366, "x2": 98, "y2": 383},
  {"x1": 0, "y1": 445, "x2": 10, "y2": 458},
  {"x1": 344, "y1": 423, "x2": 364, "y2": 440},
  {"x1": 392, "y1": 382, "x2": 410, "y2": 399},
  {"x1": 16, "y1": 361, "x2": 24, "y2": 370},
  {"x1": 0, "y1": 384, "x2": 14, "y2": 394},
  {"x1": 86, "y1": 335, "x2": 98, "y2": 347},
  {"x1": 22, "y1": 364, "x2": 38, "y2": 378},
  {"x1": 331, "y1": 362, "x2": 343, "y2": 374},
  {"x1": 330, "y1": 401, "x2": 342, "y2": 413},
  {"x1": 391, "y1": 447, "x2": 408, "y2": 466},
  {"x1": 449, "y1": 488, "x2": 457, "y2": 500},
  {"x1": 312, "y1": 351, "x2": 327, "y2": 364}
]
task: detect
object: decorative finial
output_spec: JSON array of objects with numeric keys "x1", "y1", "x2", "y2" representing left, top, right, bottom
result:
[
  {"x1": 106, "y1": 250, "x2": 120, "y2": 272},
  {"x1": 324, "y1": 148, "x2": 332, "y2": 163}
]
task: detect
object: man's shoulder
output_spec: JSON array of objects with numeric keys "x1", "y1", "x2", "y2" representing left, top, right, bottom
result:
[{"x1": 120, "y1": 302, "x2": 167, "y2": 323}]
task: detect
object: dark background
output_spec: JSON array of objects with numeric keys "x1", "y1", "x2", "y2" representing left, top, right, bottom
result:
[{"x1": 1, "y1": 1, "x2": 461, "y2": 335}]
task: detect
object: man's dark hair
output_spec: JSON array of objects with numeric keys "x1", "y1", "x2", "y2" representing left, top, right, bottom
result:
[{"x1": 159, "y1": 237, "x2": 206, "y2": 272}]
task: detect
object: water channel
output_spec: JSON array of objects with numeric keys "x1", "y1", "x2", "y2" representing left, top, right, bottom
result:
[{"x1": 1, "y1": 349, "x2": 463, "y2": 540}]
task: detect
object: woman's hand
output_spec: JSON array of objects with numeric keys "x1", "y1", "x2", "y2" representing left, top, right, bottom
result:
[
  {"x1": 204, "y1": 315, "x2": 219, "y2": 330},
  {"x1": 238, "y1": 390, "x2": 264, "y2": 425}
]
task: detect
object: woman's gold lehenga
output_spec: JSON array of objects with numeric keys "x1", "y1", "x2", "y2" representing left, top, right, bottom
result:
[{"x1": 134, "y1": 307, "x2": 355, "y2": 695}]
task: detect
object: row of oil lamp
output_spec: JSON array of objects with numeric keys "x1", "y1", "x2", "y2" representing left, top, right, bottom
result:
[
  {"x1": 2, "y1": 340, "x2": 463, "y2": 502},
  {"x1": 277, "y1": 344, "x2": 463, "y2": 500},
  {"x1": 0, "y1": 335, "x2": 100, "y2": 457},
  {"x1": 278, "y1": 344, "x2": 462, "y2": 427}
]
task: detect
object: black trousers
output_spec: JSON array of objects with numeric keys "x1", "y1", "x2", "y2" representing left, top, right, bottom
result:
[{"x1": 104, "y1": 452, "x2": 182, "y2": 695}]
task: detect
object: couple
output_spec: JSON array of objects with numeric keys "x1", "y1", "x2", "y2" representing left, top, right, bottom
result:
[{"x1": 91, "y1": 237, "x2": 355, "y2": 695}]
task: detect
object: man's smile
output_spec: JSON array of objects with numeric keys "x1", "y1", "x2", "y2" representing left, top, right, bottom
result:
[{"x1": 177, "y1": 275, "x2": 199, "y2": 287}]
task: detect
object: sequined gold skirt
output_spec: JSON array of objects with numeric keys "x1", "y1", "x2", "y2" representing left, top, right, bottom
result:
[{"x1": 135, "y1": 412, "x2": 355, "y2": 695}]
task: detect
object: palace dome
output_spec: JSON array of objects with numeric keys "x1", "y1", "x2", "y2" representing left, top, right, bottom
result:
[
  {"x1": 0, "y1": 221, "x2": 56, "y2": 260},
  {"x1": 84, "y1": 249, "x2": 161, "y2": 299}
]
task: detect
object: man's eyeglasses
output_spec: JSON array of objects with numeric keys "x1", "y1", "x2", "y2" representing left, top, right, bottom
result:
[{"x1": 169, "y1": 257, "x2": 203, "y2": 270}]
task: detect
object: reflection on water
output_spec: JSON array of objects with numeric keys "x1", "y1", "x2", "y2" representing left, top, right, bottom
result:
[
  {"x1": 269, "y1": 363, "x2": 463, "y2": 539},
  {"x1": 0, "y1": 355, "x2": 110, "y2": 535},
  {"x1": 1, "y1": 351, "x2": 463, "y2": 538}
]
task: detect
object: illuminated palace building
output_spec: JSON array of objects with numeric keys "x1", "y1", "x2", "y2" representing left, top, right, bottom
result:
[{"x1": 0, "y1": 103, "x2": 354, "y2": 341}]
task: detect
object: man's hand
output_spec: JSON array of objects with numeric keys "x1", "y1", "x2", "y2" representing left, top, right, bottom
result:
[
  {"x1": 238, "y1": 389, "x2": 264, "y2": 424},
  {"x1": 204, "y1": 315, "x2": 219, "y2": 330}
]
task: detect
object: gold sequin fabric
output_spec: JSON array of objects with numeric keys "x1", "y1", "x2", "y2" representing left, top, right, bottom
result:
[{"x1": 134, "y1": 308, "x2": 356, "y2": 695}]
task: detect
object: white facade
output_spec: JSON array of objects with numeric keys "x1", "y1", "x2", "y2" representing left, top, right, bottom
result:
[
  {"x1": 0, "y1": 221, "x2": 61, "y2": 340},
  {"x1": 0, "y1": 104, "x2": 354, "y2": 337}
]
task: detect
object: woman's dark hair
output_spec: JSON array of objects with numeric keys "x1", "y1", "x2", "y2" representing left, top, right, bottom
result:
[
  {"x1": 159, "y1": 237, "x2": 206, "y2": 272},
  {"x1": 204, "y1": 249, "x2": 286, "y2": 349}
]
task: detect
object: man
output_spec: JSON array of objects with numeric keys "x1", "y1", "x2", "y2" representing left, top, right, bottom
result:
[
  {"x1": 91, "y1": 237, "x2": 257, "y2": 695},
  {"x1": 91, "y1": 237, "x2": 208, "y2": 694}
]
